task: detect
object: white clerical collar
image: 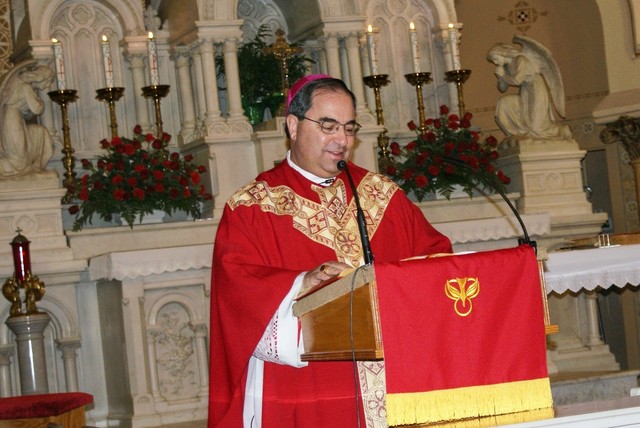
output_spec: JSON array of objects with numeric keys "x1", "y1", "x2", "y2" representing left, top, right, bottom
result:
[{"x1": 286, "y1": 151, "x2": 336, "y2": 186}]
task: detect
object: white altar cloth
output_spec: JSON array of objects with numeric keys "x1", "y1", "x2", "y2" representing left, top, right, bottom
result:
[
  {"x1": 544, "y1": 244, "x2": 640, "y2": 294},
  {"x1": 89, "y1": 244, "x2": 213, "y2": 280}
]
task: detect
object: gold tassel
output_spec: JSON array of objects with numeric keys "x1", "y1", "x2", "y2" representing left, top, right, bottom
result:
[{"x1": 386, "y1": 378, "x2": 553, "y2": 426}]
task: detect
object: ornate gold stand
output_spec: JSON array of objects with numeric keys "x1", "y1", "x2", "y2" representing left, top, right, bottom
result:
[
  {"x1": 48, "y1": 89, "x2": 79, "y2": 203},
  {"x1": 142, "y1": 84, "x2": 170, "y2": 137},
  {"x1": 363, "y1": 74, "x2": 391, "y2": 172},
  {"x1": 96, "y1": 87, "x2": 125, "y2": 138},
  {"x1": 444, "y1": 69, "x2": 471, "y2": 116},
  {"x1": 404, "y1": 72, "x2": 432, "y2": 130}
]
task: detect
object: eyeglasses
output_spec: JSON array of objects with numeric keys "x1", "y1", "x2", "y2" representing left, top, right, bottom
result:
[{"x1": 301, "y1": 116, "x2": 362, "y2": 136}]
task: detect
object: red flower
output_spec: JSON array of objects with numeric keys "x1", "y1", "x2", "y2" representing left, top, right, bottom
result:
[
  {"x1": 154, "y1": 183, "x2": 165, "y2": 193},
  {"x1": 191, "y1": 171, "x2": 201, "y2": 184},
  {"x1": 133, "y1": 124, "x2": 143, "y2": 134},
  {"x1": 428, "y1": 165, "x2": 440, "y2": 176},
  {"x1": 112, "y1": 175, "x2": 124, "y2": 185},
  {"x1": 123, "y1": 144, "x2": 135, "y2": 155},
  {"x1": 406, "y1": 141, "x2": 417, "y2": 151},
  {"x1": 153, "y1": 170, "x2": 164, "y2": 180},
  {"x1": 127, "y1": 177, "x2": 138, "y2": 186},
  {"x1": 81, "y1": 159, "x2": 91, "y2": 168},
  {"x1": 184, "y1": 154, "x2": 194, "y2": 162},
  {"x1": 440, "y1": 105, "x2": 449, "y2": 115},
  {"x1": 133, "y1": 188, "x2": 145, "y2": 200},
  {"x1": 407, "y1": 120, "x2": 418, "y2": 131},
  {"x1": 386, "y1": 165, "x2": 397, "y2": 176},
  {"x1": 145, "y1": 133, "x2": 155, "y2": 142},
  {"x1": 68, "y1": 205, "x2": 80, "y2": 215},
  {"x1": 100, "y1": 139, "x2": 110, "y2": 149},
  {"x1": 402, "y1": 169, "x2": 414, "y2": 180},
  {"x1": 390, "y1": 142, "x2": 401, "y2": 156},
  {"x1": 111, "y1": 137, "x2": 123, "y2": 146},
  {"x1": 444, "y1": 164, "x2": 456, "y2": 174},
  {"x1": 113, "y1": 189, "x2": 126, "y2": 201},
  {"x1": 152, "y1": 140, "x2": 163, "y2": 150},
  {"x1": 415, "y1": 175, "x2": 428, "y2": 188},
  {"x1": 197, "y1": 165, "x2": 206, "y2": 173},
  {"x1": 134, "y1": 164, "x2": 147, "y2": 173}
]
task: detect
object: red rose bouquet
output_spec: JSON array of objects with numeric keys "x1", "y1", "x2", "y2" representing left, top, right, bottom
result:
[
  {"x1": 386, "y1": 105, "x2": 511, "y2": 202},
  {"x1": 68, "y1": 125, "x2": 212, "y2": 230}
]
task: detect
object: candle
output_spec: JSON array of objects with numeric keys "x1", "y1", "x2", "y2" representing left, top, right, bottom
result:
[
  {"x1": 366, "y1": 24, "x2": 378, "y2": 76},
  {"x1": 147, "y1": 31, "x2": 160, "y2": 86},
  {"x1": 101, "y1": 35, "x2": 114, "y2": 88},
  {"x1": 10, "y1": 232, "x2": 31, "y2": 282},
  {"x1": 409, "y1": 22, "x2": 420, "y2": 73},
  {"x1": 448, "y1": 23, "x2": 461, "y2": 70},
  {"x1": 51, "y1": 38, "x2": 66, "y2": 90}
]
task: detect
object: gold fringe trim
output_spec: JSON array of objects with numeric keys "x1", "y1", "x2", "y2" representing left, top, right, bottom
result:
[{"x1": 386, "y1": 378, "x2": 553, "y2": 427}]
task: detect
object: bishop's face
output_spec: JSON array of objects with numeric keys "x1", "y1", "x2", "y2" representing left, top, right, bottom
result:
[{"x1": 287, "y1": 89, "x2": 357, "y2": 178}]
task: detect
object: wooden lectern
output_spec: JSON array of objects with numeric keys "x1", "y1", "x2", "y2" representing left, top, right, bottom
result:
[{"x1": 292, "y1": 246, "x2": 555, "y2": 426}]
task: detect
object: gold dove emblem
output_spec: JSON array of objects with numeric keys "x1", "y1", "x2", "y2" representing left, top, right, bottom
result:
[{"x1": 445, "y1": 277, "x2": 480, "y2": 317}]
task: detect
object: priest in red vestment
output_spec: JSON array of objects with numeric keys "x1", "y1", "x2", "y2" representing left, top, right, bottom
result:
[{"x1": 208, "y1": 75, "x2": 452, "y2": 428}]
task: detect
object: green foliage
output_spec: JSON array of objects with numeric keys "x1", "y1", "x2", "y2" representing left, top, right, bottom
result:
[
  {"x1": 68, "y1": 126, "x2": 213, "y2": 230},
  {"x1": 386, "y1": 105, "x2": 511, "y2": 202},
  {"x1": 218, "y1": 25, "x2": 313, "y2": 108}
]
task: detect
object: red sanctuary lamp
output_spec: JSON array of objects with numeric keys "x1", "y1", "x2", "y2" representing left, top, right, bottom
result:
[
  {"x1": 10, "y1": 231, "x2": 31, "y2": 282},
  {"x1": 2, "y1": 230, "x2": 46, "y2": 317}
]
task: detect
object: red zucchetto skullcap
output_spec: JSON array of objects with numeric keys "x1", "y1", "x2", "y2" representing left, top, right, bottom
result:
[{"x1": 285, "y1": 74, "x2": 332, "y2": 114}]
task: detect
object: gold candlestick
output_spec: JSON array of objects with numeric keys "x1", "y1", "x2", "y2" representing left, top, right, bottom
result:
[
  {"x1": 404, "y1": 72, "x2": 432, "y2": 130},
  {"x1": 48, "y1": 89, "x2": 79, "y2": 203},
  {"x1": 96, "y1": 87, "x2": 125, "y2": 138},
  {"x1": 444, "y1": 69, "x2": 471, "y2": 117},
  {"x1": 364, "y1": 74, "x2": 392, "y2": 173},
  {"x1": 141, "y1": 84, "x2": 170, "y2": 137}
]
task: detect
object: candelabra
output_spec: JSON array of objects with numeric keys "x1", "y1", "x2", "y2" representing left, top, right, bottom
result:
[
  {"x1": 444, "y1": 69, "x2": 471, "y2": 117},
  {"x1": 96, "y1": 87, "x2": 125, "y2": 138},
  {"x1": 48, "y1": 89, "x2": 79, "y2": 203},
  {"x1": 142, "y1": 84, "x2": 170, "y2": 137},
  {"x1": 363, "y1": 74, "x2": 392, "y2": 172},
  {"x1": 404, "y1": 72, "x2": 432, "y2": 131}
]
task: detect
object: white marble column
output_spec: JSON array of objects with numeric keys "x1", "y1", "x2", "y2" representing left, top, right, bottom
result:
[
  {"x1": 193, "y1": 322, "x2": 209, "y2": 397},
  {"x1": 586, "y1": 291, "x2": 605, "y2": 347},
  {"x1": 146, "y1": 327, "x2": 162, "y2": 399},
  {"x1": 199, "y1": 39, "x2": 223, "y2": 128},
  {"x1": 323, "y1": 34, "x2": 341, "y2": 79},
  {"x1": 127, "y1": 54, "x2": 152, "y2": 131},
  {"x1": 344, "y1": 33, "x2": 368, "y2": 114},
  {"x1": 191, "y1": 46, "x2": 207, "y2": 133},
  {"x1": 57, "y1": 338, "x2": 81, "y2": 391},
  {"x1": 174, "y1": 49, "x2": 196, "y2": 142},
  {"x1": 0, "y1": 345, "x2": 14, "y2": 397},
  {"x1": 222, "y1": 38, "x2": 245, "y2": 121},
  {"x1": 6, "y1": 313, "x2": 51, "y2": 395}
]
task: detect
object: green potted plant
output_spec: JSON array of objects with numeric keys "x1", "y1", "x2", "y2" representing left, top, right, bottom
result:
[
  {"x1": 68, "y1": 125, "x2": 213, "y2": 230},
  {"x1": 218, "y1": 25, "x2": 313, "y2": 124}
]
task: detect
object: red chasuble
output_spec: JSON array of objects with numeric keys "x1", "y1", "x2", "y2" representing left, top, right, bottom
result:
[{"x1": 208, "y1": 160, "x2": 451, "y2": 427}]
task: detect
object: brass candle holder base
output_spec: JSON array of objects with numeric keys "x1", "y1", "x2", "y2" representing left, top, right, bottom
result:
[
  {"x1": 48, "y1": 89, "x2": 79, "y2": 203},
  {"x1": 96, "y1": 87, "x2": 125, "y2": 139},
  {"x1": 405, "y1": 72, "x2": 432, "y2": 130},
  {"x1": 363, "y1": 74, "x2": 392, "y2": 171},
  {"x1": 2, "y1": 271, "x2": 46, "y2": 317},
  {"x1": 142, "y1": 84, "x2": 170, "y2": 137},
  {"x1": 444, "y1": 69, "x2": 471, "y2": 117}
]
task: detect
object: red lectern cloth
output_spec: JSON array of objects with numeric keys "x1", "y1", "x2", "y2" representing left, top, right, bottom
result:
[{"x1": 375, "y1": 245, "x2": 552, "y2": 426}]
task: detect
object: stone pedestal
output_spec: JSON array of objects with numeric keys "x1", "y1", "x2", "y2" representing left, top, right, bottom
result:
[{"x1": 5, "y1": 312, "x2": 51, "y2": 395}]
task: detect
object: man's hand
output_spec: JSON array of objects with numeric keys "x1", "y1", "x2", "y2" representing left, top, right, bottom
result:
[{"x1": 301, "y1": 261, "x2": 351, "y2": 292}]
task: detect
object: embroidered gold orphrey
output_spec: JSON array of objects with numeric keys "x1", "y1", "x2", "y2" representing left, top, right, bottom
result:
[
  {"x1": 228, "y1": 172, "x2": 398, "y2": 267},
  {"x1": 445, "y1": 277, "x2": 480, "y2": 317}
]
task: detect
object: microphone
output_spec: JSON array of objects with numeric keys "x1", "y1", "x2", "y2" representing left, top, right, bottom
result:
[
  {"x1": 337, "y1": 160, "x2": 375, "y2": 265},
  {"x1": 441, "y1": 156, "x2": 536, "y2": 253}
]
